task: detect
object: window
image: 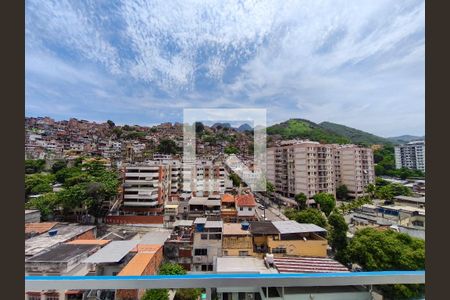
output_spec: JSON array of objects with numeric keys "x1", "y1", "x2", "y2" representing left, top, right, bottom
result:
[
  {"x1": 240, "y1": 207, "x2": 243, "y2": 211},
  {"x1": 223, "y1": 250, "x2": 228, "y2": 256},
  {"x1": 195, "y1": 248, "x2": 207, "y2": 256},
  {"x1": 272, "y1": 247, "x2": 287, "y2": 254},
  {"x1": 201, "y1": 234, "x2": 208, "y2": 240},
  {"x1": 239, "y1": 251, "x2": 249, "y2": 256},
  {"x1": 27, "y1": 296, "x2": 41, "y2": 300}
]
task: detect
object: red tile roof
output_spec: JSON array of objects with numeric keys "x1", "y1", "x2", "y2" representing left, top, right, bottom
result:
[
  {"x1": 221, "y1": 194, "x2": 235, "y2": 203},
  {"x1": 273, "y1": 257, "x2": 349, "y2": 273},
  {"x1": 235, "y1": 194, "x2": 257, "y2": 207},
  {"x1": 25, "y1": 222, "x2": 58, "y2": 234}
]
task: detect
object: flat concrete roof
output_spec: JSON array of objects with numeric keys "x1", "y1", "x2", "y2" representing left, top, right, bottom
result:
[
  {"x1": 205, "y1": 220, "x2": 223, "y2": 228},
  {"x1": 173, "y1": 220, "x2": 194, "y2": 227},
  {"x1": 394, "y1": 196, "x2": 425, "y2": 203},
  {"x1": 25, "y1": 225, "x2": 96, "y2": 257},
  {"x1": 83, "y1": 240, "x2": 139, "y2": 264},
  {"x1": 223, "y1": 223, "x2": 250, "y2": 235},
  {"x1": 216, "y1": 257, "x2": 275, "y2": 274},
  {"x1": 138, "y1": 230, "x2": 171, "y2": 245},
  {"x1": 272, "y1": 221, "x2": 327, "y2": 234},
  {"x1": 27, "y1": 244, "x2": 98, "y2": 263}
]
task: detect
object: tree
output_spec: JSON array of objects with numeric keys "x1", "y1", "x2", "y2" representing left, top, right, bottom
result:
[
  {"x1": 25, "y1": 159, "x2": 46, "y2": 174},
  {"x1": 57, "y1": 184, "x2": 88, "y2": 212},
  {"x1": 25, "y1": 173, "x2": 55, "y2": 196},
  {"x1": 229, "y1": 173, "x2": 242, "y2": 187},
  {"x1": 106, "y1": 120, "x2": 115, "y2": 128},
  {"x1": 347, "y1": 228, "x2": 425, "y2": 299},
  {"x1": 141, "y1": 289, "x2": 169, "y2": 300},
  {"x1": 266, "y1": 181, "x2": 275, "y2": 193},
  {"x1": 157, "y1": 139, "x2": 180, "y2": 155},
  {"x1": 195, "y1": 122, "x2": 205, "y2": 134},
  {"x1": 336, "y1": 185, "x2": 349, "y2": 201},
  {"x1": 294, "y1": 193, "x2": 307, "y2": 210},
  {"x1": 328, "y1": 211, "x2": 348, "y2": 262},
  {"x1": 84, "y1": 182, "x2": 108, "y2": 224},
  {"x1": 365, "y1": 183, "x2": 376, "y2": 198},
  {"x1": 51, "y1": 160, "x2": 67, "y2": 174},
  {"x1": 224, "y1": 145, "x2": 239, "y2": 154},
  {"x1": 174, "y1": 288, "x2": 202, "y2": 300},
  {"x1": 293, "y1": 208, "x2": 328, "y2": 228},
  {"x1": 158, "y1": 263, "x2": 187, "y2": 275},
  {"x1": 313, "y1": 193, "x2": 336, "y2": 216},
  {"x1": 25, "y1": 192, "x2": 60, "y2": 221}
]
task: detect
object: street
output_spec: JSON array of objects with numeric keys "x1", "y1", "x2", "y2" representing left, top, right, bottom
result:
[{"x1": 254, "y1": 192, "x2": 289, "y2": 221}]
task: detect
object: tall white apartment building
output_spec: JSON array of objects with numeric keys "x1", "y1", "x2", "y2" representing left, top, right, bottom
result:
[
  {"x1": 267, "y1": 140, "x2": 375, "y2": 198},
  {"x1": 267, "y1": 140, "x2": 336, "y2": 198},
  {"x1": 334, "y1": 145, "x2": 375, "y2": 197},
  {"x1": 395, "y1": 141, "x2": 425, "y2": 172},
  {"x1": 182, "y1": 160, "x2": 225, "y2": 196},
  {"x1": 122, "y1": 161, "x2": 178, "y2": 216}
]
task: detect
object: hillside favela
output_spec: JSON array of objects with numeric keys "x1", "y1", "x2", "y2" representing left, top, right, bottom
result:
[{"x1": 24, "y1": 116, "x2": 425, "y2": 300}]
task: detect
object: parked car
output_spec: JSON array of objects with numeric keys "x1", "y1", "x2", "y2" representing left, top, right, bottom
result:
[{"x1": 258, "y1": 205, "x2": 265, "y2": 210}]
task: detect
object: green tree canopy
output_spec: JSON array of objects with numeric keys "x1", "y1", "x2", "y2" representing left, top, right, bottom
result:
[
  {"x1": 313, "y1": 193, "x2": 336, "y2": 216},
  {"x1": 25, "y1": 192, "x2": 60, "y2": 221},
  {"x1": 347, "y1": 227, "x2": 425, "y2": 299},
  {"x1": 141, "y1": 289, "x2": 169, "y2": 300},
  {"x1": 336, "y1": 185, "x2": 349, "y2": 201},
  {"x1": 25, "y1": 173, "x2": 55, "y2": 196},
  {"x1": 158, "y1": 262, "x2": 187, "y2": 275},
  {"x1": 294, "y1": 193, "x2": 307, "y2": 210},
  {"x1": 328, "y1": 211, "x2": 348, "y2": 262},
  {"x1": 174, "y1": 288, "x2": 202, "y2": 300},
  {"x1": 25, "y1": 159, "x2": 46, "y2": 174},
  {"x1": 224, "y1": 145, "x2": 239, "y2": 154},
  {"x1": 157, "y1": 139, "x2": 180, "y2": 154},
  {"x1": 51, "y1": 160, "x2": 67, "y2": 174},
  {"x1": 291, "y1": 208, "x2": 328, "y2": 228}
]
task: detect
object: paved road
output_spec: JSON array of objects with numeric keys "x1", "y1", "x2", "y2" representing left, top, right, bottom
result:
[{"x1": 254, "y1": 193, "x2": 289, "y2": 221}]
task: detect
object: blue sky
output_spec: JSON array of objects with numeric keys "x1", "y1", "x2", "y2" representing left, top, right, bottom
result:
[{"x1": 25, "y1": 0, "x2": 424, "y2": 137}]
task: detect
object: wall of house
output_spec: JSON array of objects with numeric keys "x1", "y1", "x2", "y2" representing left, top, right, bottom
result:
[
  {"x1": 105, "y1": 215, "x2": 164, "y2": 224},
  {"x1": 222, "y1": 235, "x2": 253, "y2": 256},
  {"x1": 267, "y1": 236, "x2": 328, "y2": 257}
]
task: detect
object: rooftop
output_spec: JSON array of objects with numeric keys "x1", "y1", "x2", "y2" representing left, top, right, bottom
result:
[
  {"x1": 83, "y1": 240, "x2": 139, "y2": 264},
  {"x1": 131, "y1": 244, "x2": 162, "y2": 253},
  {"x1": 138, "y1": 230, "x2": 171, "y2": 245},
  {"x1": 394, "y1": 195, "x2": 425, "y2": 203},
  {"x1": 235, "y1": 194, "x2": 257, "y2": 207},
  {"x1": 25, "y1": 225, "x2": 96, "y2": 257},
  {"x1": 223, "y1": 223, "x2": 251, "y2": 235},
  {"x1": 249, "y1": 221, "x2": 279, "y2": 235},
  {"x1": 205, "y1": 220, "x2": 223, "y2": 229},
  {"x1": 194, "y1": 217, "x2": 207, "y2": 224},
  {"x1": 26, "y1": 244, "x2": 98, "y2": 263},
  {"x1": 118, "y1": 253, "x2": 157, "y2": 276},
  {"x1": 273, "y1": 257, "x2": 349, "y2": 273},
  {"x1": 25, "y1": 222, "x2": 58, "y2": 234},
  {"x1": 216, "y1": 257, "x2": 276, "y2": 274},
  {"x1": 272, "y1": 221, "x2": 327, "y2": 234},
  {"x1": 65, "y1": 239, "x2": 111, "y2": 246},
  {"x1": 221, "y1": 194, "x2": 235, "y2": 203},
  {"x1": 173, "y1": 220, "x2": 194, "y2": 227}
]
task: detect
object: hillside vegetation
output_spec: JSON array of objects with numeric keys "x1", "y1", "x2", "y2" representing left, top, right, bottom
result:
[
  {"x1": 319, "y1": 121, "x2": 392, "y2": 146},
  {"x1": 267, "y1": 119, "x2": 350, "y2": 144}
]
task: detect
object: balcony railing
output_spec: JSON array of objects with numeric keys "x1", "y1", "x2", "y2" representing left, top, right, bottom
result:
[{"x1": 25, "y1": 271, "x2": 425, "y2": 291}]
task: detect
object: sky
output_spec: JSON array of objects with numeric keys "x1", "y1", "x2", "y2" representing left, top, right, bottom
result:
[{"x1": 25, "y1": 0, "x2": 425, "y2": 137}]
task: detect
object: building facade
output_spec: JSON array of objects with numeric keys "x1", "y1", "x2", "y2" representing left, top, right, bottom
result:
[
  {"x1": 394, "y1": 141, "x2": 425, "y2": 172},
  {"x1": 267, "y1": 141, "x2": 375, "y2": 198}
]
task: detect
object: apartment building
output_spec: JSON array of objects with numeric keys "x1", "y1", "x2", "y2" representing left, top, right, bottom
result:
[
  {"x1": 395, "y1": 141, "x2": 425, "y2": 172},
  {"x1": 222, "y1": 223, "x2": 254, "y2": 257},
  {"x1": 334, "y1": 145, "x2": 375, "y2": 197},
  {"x1": 267, "y1": 140, "x2": 375, "y2": 198},
  {"x1": 235, "y1": 194, "x2": 257, "y2": 222},
  {"x1": 182, "y1": 160, "x2": 225, "y2": 197},
  {"x1": 267, "y1": 140, "x2": 336, "y2": 198},
  {"x1": 121, "y1": 162, "x2": 171, "y2": 218},
  {"x1": 192, "y1": 218, "x2": 223, "y2": 272}
]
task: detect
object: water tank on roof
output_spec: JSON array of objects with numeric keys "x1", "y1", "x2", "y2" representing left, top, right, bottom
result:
[
  {"x1": 241, "y1": 221, "x2": 250, "y2": 231},
  {"x1": 48, "y1": 229, "x2": 58, "y2": 237},
  {"x1": 196, "y1": 223, "x2": 205, "y2": 232}
]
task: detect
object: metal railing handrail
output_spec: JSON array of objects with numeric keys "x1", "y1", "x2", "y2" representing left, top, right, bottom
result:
[{"x1": 26, "y1": 271, "x2": 425, "y2": 290}]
